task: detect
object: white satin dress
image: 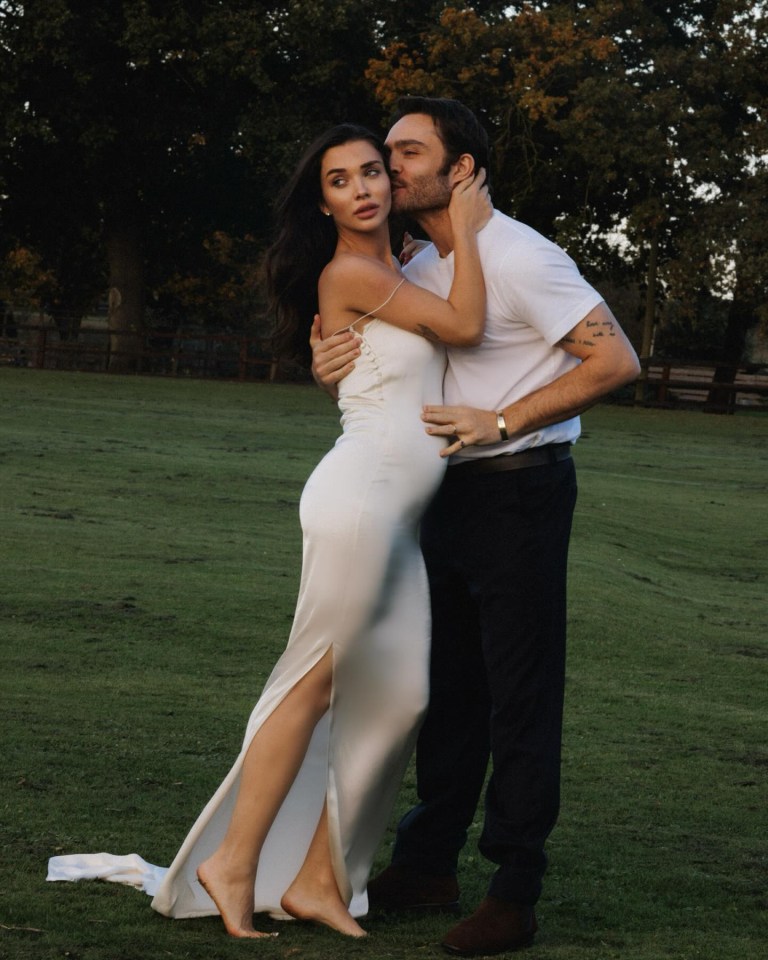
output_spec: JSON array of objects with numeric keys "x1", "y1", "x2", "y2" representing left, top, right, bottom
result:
[{"x1": 150, "y1": 304, "x2": 447, "y2": 920}]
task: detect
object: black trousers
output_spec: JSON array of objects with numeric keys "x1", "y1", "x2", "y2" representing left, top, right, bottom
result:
[{"x1": 392, "y1": 456, "x2": 578, "y2": 905}]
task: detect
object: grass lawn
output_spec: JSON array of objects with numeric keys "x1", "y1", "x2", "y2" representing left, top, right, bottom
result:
[{"x1": 1, "y1": 368, "x2": 766, "y2": 960}]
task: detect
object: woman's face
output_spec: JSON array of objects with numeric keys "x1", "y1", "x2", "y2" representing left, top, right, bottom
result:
[{"x1": 319, "y1": 139, "x2": 391, "y2": 232}]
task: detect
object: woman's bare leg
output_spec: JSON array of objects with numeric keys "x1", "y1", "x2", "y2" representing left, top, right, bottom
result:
[
  {"x1": 281, "y1": 801, "x2": 367, "y2": 937},
  {"x1": 197, "y1": 649, "x2": 334, "y2": 938}
]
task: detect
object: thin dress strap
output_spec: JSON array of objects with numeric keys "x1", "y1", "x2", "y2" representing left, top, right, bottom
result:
[{"x1": 348, "y1": 277, "x2": 406, "y2": 332}]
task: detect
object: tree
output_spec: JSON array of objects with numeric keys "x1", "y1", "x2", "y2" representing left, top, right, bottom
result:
[
  {"x1": 1, "y1": 2, "x2": 262, "y2": 364},
  {"x1": 2, "y1": 1, "x2": 763, "y2": 378},
  {"x1": 566, "y1": 1, "x2": 768, "y2": 388},
  {"x1": 365, "y1": 1, "x2": 768, "y2": 388},
  {"x1": 0, "y1": 1, "x2": 385, "y2": 368},
  {"x1": 656, "y1": 1, "x2": 768, "y2": 404}
]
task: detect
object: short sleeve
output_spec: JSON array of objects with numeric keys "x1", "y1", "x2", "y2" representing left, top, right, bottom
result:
[{"x1": 494, "y1": 239, "x2": 604, "y2": 346}]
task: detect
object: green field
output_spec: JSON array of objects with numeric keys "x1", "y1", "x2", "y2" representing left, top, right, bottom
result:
[{"x1": 1, "y1": 369, "x2": 766, "y2": 960}]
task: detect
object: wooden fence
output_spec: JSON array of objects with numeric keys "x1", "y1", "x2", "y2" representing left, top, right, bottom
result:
[
  {"x1": 636, "y1": 359, "x2": 768, "y2": 411},
  {"x1": 0, "y1": 322, "x2": 284, "y2": 382},
  {"x1": 2, "y1": 322, "x2": 767, "y2": 410}
]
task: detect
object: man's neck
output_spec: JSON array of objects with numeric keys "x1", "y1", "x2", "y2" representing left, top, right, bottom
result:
[{"x1": 414, "y1": 208, "x2": 455, "y2": 258}]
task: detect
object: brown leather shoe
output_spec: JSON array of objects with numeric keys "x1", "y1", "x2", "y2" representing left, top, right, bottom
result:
[
  {"x1": 367, "y1": 864, "x2": 460, "y2": 914},
  {"x1": 441, "y1": 896, "x2": 537, "y2": 956}
]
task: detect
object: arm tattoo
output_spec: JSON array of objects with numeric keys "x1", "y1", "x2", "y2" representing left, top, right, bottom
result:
[
  {"x1": 560, "y1": 319, "x2": 616, "y2": 348},
  {"x1": 416, "y1": 324, "x2": 441, "y2": 342}
]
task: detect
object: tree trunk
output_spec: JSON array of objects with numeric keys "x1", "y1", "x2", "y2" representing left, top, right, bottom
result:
[
  {"x1": 51, "y1": 310, "x2": 80, "y2": 342},
  {"x1": 49, "y1": 309, "x2": 82, "y2": 369},
  {"x1": 633, "y1": 230, "x2": 658, "y2": 403},
  {"x1": 106, "y1": 222, "x2": 144, "y2": 373},
  {"x1": 704, "y1": 285, "x2": 754, "y2": 414}
]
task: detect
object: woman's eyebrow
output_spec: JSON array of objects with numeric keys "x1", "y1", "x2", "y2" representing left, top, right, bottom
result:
[{"x1": 325, "y1": 160, "x2": 383, "y2": 177}]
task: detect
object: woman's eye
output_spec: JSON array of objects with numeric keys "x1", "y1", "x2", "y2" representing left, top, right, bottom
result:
[
  {"x1": 331, "y1": 177, "x2": 346, "y2": 188},
  {"x1": 366, "y1": 168, "x2": 380, "y2": 177}
]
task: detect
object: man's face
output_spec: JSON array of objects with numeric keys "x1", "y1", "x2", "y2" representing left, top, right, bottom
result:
[{"x1": 385, "y1": 113, "x2": 453, "y2": 216}]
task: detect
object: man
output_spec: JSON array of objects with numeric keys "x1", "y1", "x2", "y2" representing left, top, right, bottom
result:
[{"x1": 311, "y1": 97, "x2": 640, "y2": 956}]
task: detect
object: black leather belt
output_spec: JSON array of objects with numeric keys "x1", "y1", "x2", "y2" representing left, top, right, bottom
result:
[{"x1": 448, "y1": 442, "x2": 572, "y2": 475}]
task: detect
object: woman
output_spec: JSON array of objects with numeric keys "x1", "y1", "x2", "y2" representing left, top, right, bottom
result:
[{"x1": 88, "y1": 125, "x2": 488, "y2": 940}]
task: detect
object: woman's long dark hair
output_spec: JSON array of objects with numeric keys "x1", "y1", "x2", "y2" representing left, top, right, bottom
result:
[{"x1": 265, "y1": 124, "x2": 388, "y2": 362}]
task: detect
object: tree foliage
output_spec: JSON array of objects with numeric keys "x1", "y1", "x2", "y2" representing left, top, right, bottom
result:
[
  {"x1": 367, "y1": 1, "x2": 768, "y2": 363},
  {"x1": 0, "y1": 0, "x2": 384, "y2": 363},
  {"x1": 0, "y1": 1, "x2": 765, "y2": 367}
]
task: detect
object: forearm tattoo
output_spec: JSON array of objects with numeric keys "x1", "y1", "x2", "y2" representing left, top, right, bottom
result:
[{"x1": 416, "y1": 324, "x2": 440, "y2": 342}]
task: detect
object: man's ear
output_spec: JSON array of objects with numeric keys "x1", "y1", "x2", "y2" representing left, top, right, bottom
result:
[{"x1": 449, "y1": 153, "x2": 476, "y2": 186}]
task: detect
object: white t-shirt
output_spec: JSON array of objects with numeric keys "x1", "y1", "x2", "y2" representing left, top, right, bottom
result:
[{"x1": 404, "y1": 210, "x2": 605, "y2": 460}]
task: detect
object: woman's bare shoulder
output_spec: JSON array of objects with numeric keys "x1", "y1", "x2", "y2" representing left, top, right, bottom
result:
[{"x1": 320, "y1": 252, "x2": 394, "y2": 287}]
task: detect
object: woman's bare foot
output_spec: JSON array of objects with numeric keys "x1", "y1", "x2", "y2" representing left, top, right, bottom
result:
[
  {"x1": 197, "y1": 857, "x2": 278, "y2": 940},
  {"x1": 281, "y1": 879, "x2": 367, "y2": 938}
]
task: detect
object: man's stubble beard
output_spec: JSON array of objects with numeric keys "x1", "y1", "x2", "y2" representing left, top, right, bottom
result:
[{"x1": 391, "y1": 172, "x2": 453, "y2": 216}]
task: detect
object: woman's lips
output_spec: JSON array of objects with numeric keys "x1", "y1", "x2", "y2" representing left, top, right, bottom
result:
[{"x1": 354, "y1": 204, "x2": 380, "y2": 219}]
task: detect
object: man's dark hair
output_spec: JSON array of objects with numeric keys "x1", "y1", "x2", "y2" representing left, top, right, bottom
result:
[{"x1": 392, "y1": 96, "x2": 491, "y2": 184}]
